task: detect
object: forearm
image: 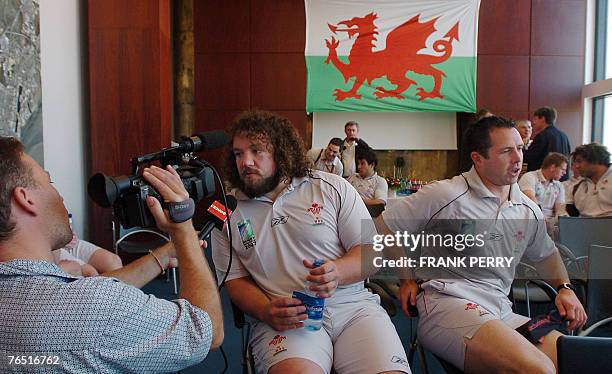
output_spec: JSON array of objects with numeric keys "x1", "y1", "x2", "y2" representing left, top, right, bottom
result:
[
  {"x1": 334, "y1": 244, "x2": 379, "y2": 285},
  {"x1": 374, "y1": 215, "x2": 416, "y2": 280},
  {"x1": 363, "y1": 198, "x2": 386, "y2": 206},
  {"x1": 226, "y1": 277, "x2": 271, "y2": 322},
  {"x1": 532, "y1": 251, "x2": 570, "y2": 288},
  {"x1": 104, "y1": 242, "x2": 173, "y2": 288},
  {"x1": 172, "y1": 224, "x2": 223, "y2": 342}
]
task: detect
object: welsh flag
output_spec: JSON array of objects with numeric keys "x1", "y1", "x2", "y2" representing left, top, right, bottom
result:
[{"x1": 305, "y1": 0, "x2": 481, "y2": 112}]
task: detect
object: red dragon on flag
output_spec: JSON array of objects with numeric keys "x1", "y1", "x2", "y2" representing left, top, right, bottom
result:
[{"x1": 325, "y1": 13, "x2": 459, "y2": 102}]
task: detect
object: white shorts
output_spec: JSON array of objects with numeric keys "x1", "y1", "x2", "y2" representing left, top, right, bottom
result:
[
  {"x1": 250, "y1": 290, "x2": 410, "y2": 374},
  {"x1": 416, "y1": 281, "x2": 529, "y2": 371}
]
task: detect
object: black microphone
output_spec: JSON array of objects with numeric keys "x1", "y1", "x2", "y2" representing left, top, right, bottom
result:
[
  {"x1": 131, "y1": 131, "x2": 229, "y2": 166},
  {"x1": 178, "y1": 130, "x2": 229, "y2": 153},
  {"x1": 199, "y1": 195, "x2": 238, "y2": 240}
]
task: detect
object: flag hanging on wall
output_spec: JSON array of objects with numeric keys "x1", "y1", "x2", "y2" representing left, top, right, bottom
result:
[{"x1": 305, "y1": 0, "x2": 481, "y2": 113}]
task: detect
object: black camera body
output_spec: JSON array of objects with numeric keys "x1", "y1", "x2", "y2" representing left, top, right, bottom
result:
[{"x1": 88, "y1": 131, "x2": 227, "y2": 229}]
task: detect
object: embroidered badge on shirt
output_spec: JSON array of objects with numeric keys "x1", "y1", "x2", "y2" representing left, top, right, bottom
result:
[
  {"x1": 237, "y1": 218, "x2": 256, "y2": 250},
  {"x1": 514, "y1": 230, "x2": 525, "y2": 242},
  {"x1": 307, "y1": 202, "x2": 324, "y2": 225},
  {"x1": 465, "y1": 302, "x2": 490, "y2": 317},
  {"x1": 269, "y1": 334, "x2": 287, "y2": 356}
]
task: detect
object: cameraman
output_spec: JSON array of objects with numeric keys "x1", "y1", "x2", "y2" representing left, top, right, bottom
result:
[{"x1": 0, "y1": 137, "x2": 223, "y2": 372}]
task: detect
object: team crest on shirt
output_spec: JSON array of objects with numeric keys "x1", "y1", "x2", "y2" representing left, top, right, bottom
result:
[
  {"x1": 237, "y1": 218, "x2": 256, "y2": 250},
  {"x1": 306, "y1": 202, "x2": 324, "y2": 225},
  {"x1": 513, "y1": 231, "x2": 525, "y2": 242},
  {"x1": 269, "y1": 334, "x2": 287, "y2": 356},
  {"x1": 465, "y1": 302, "x2": 490, "y2": 317}
]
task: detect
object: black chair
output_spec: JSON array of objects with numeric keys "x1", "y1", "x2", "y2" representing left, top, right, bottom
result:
[
  {"x1": 557, "y1": 336, "x2": 612, "y2": 374},
  {"x1": 578, "y1": 245, "x2": 612, "y2": 337}
]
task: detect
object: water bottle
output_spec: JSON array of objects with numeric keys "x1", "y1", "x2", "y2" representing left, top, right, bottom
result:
[
  {"x1": 66, "y1": 213, "x2": 77, "y2": 249},
  {"x1": 292, "y1": 259, "x2": 325, "y2": 331},
  {"x1": 68, "y1": 213, "x2": 74, "y2": 230}
]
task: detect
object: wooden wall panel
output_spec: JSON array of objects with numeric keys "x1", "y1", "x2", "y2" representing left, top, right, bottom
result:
[
  {"x1": 88, "y1": 0, "x2": 172, "y2": 248},
  {"x1": 556, "y1": 111, "x2": 583, "y2": 150},
  {"x1": 531, "y1": 0, "x2": 586, "y2": 56},
  {"x1": 250, "y1": 0, "x2": 305, "y2": 52},
  {"x1": 476, "y1": 55, "x2": 530, "y2": 113},
  {"x1": 194, "y1": 0, "x2": 250, "y2": 53},
  {"x1": 251, "y1": 53, "x2": 306, "y2": 110},
  {"x1": 478, "y1": 0, "x2": 531, "y2": 55},
  {"x1": 196, "y1": 53, "x2": 251, "y2": 110},
  {"x1": 529, "y1": 56, "x2": 584, "y2": 112}
]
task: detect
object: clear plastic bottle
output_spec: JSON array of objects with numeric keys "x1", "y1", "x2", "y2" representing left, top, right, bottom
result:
[
  {"x1": 68, "y1": 213, "x2": 74, "y2": 230},
  {"x1": 293, "y1": 259, "x2": 325, "y2": 331}
]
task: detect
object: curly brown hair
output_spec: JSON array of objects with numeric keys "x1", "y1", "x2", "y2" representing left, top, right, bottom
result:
[{"x1": 224, "y1": 111, "x2": 311, "y2": 189}]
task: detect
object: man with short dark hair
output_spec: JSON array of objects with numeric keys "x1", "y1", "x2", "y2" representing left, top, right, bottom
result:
[
  {"x1": 524, "y1": 106, "x2": 571, "y2": 178},
  {"x1": 213, "y1": 111, "x2": 409, "y2": 374},
  {"x1": 340, "y1": 121, "x2": 370, "y2": 177},
  {"x1": 0, "y1": 137, "x2": 223, "y2": 371},
  {"x1": 348, "y1": 149, "x2": 388, "y2": 207},
  {"x1": 519, "y1": 152, "x2": 568, "y2": 222},
  {"x1": 565, "y1": 143, "x2": 612, "y2": 217},
  {"x1": 376, "y1": 116, "x2": 586, "y2": 373},
  {"x1": 307, "y1": 137, "x2": 344, "y2": 176}
]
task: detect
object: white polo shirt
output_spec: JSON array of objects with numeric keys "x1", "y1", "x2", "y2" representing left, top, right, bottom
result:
[
  {"x1": 347, "y1": 172, "x2": 388, "y2": 203},
  {"x1": 212, "y1": 170, "x2": 377, "y2": 302},
  {"x1": 567, "y1": 165, "x2": 612, "y2": 217},
  {"x1": 307, "y1": 148, "x2": 343, "y2": 177},
  {"x1": 518, "y1": 169, "x2": 564, "y2": 219},
  {"x1": 381, "y1": 167, "x2": 556, "y2": 310}
]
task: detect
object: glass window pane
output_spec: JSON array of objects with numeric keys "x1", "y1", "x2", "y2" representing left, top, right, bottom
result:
[
  {"x1": 604, "y1": 95, "x2": 612, "y2": 150},
  {"x1": 607, "y1": 1, "x2": 612, "y2": 78}
]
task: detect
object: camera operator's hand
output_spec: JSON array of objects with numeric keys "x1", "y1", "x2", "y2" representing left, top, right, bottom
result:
[{"x1": 143, "y1": 165, "x2": 192, "y2": 234}]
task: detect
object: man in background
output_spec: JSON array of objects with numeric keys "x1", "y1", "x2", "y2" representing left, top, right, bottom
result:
[
  {"x1": 340, "y1": 120, "x2": 370, "y2": 177},
  {"x1": 565, "y1": 143, "x2": 612, "y2": 217},
  {"x1": 524, "y1": 107, "x2": 571, "y2": 180},
  {"x1": 307, "y1": 137, "x2": 344, "y2": 176},
  {"x1": 519, "y1": 152, "x2": 567, "y2": 229},
  {"x1": 348, "y1": 149, "x2": 388, "y2": 208}
]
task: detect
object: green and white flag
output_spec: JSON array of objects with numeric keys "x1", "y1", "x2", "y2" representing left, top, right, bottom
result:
[{"x1": 305, "y1": 0, "x2": 481, "y2": 112}]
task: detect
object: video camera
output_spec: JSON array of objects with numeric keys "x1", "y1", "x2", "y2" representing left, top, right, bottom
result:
[{"x1": 88, "y1": 131, "x2": 228, "y2": 229}]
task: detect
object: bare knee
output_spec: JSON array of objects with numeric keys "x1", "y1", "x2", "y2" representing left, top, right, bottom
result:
[
  {"x1": 268, "y1": 358, "x2": 323, "y2": 374},
  {"x1": 518, "y1": 356, "x2": 556, "y2": 374}
]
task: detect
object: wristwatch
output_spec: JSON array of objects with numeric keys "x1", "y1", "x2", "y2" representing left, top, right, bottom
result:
[{"x1": 556, "y1": 282, "x2": 575, "y2": 292}]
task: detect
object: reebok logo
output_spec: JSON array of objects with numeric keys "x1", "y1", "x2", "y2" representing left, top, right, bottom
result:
[{"x1": 271, "y1": 216, "x2": 289, "y2": 227}]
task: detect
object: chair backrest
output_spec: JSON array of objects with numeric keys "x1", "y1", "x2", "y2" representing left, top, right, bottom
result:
[
  {"x1": 586, "y1": 245, "x2": 612, "y2": 329},
  {"x1": 113, "y1": 221, "x2": 170, "y2": 255},
  {"x1": 557, "y1": 336, "x2": 612, "y2": 374},
  {"x1": 558, "y1": 217, "x2": 612, "y2": 257}
]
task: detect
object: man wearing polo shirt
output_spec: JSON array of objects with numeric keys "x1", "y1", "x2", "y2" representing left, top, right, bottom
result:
[
  {"x1": 565, "y1": 143, "x2": 612, "y2": 217},
  {"x1": 212, "y1": 111, "x2": 409, "y2": 374},
  {"x1": 376, "y1": 116, "x2": 586, "y2": 373},
  {"x1": 347, "y1": 149, "x2": 388, "y2": 207},
  {"x1": 307, "y1": 137, "x2": 344, "y2": 177},
  {"x1": 518, "y1": 152, "x2": 567, "y2": 232}
]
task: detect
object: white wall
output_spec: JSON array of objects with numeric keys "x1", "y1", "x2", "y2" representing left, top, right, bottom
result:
[
  {"x1": 312, "y1": 112, "x2": 457, "y2": 150},
  {"x1": 40, "y1": 0, "x2": 88, "y2": 239}
]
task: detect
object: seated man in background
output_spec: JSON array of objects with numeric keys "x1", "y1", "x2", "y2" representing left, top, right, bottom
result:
[
  {"x1": 53, "y1": 235, "x2": 123, "y2": 276},
  {"x1": 213, "y1": 111, "x2": 409, "y2": 374},
  {"x1": 565, "y1": 143, "x2": 612, "y2": 217},
  {"x1": 376, "y1": 116, "x2": 586, "y2": 373},
  {"x1": 347, "y1": 149, "x2": 388, "y2": 208},
  {"x1": 307, "y1": 137, "x2": 344, "y2": 176},
  {"x1": 518, "y1": 152, "x2": 567, "y2": 235},
  {"x1": 0, "y1": 137, "x2": 223, "y2": 371}
]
